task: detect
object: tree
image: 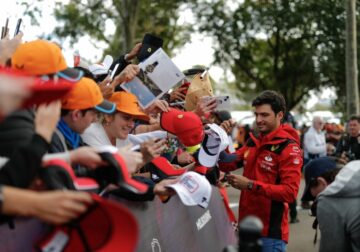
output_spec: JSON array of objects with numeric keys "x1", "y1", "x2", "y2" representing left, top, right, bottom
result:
[
  {"x1": 53, "y1": 0, "x2": 196, "y2": 57},
  {"x1": 192, "y1": 0, "x2": 360, "y2": 111}
]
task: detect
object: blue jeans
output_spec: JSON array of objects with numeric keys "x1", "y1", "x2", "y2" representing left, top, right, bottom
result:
[{"x1": 261, "y1": 238, "x2": 286, "y2": 252}]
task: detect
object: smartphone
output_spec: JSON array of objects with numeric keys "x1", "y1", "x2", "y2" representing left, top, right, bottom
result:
[
  {"x1": 215, "y1": 95, "x2": 231, "y2": 110},
  {"x1": 1, "y1": 18, "x2": 9, "y2": 39},
  {"x1": 202, "y1": 95, "x2": 231, "y2": 110},
  {"x1": 14, "y1": 18, "x2": 22, "y2": 37},
  {"x1": 110, "y1": 63, "x2": 119, "y2": 79},
  {"x1": 220, "y1": 172, "x2": 230, "y2": 183}
]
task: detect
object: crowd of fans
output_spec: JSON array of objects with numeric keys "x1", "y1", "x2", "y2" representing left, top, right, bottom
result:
[{"x1": 0, "y1": 25, "x2": 359, "y2": 252}]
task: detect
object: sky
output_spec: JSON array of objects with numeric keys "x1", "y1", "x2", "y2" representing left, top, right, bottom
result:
[{"x1": 0, "y1": 0, "x2": 226, "y2": 82}]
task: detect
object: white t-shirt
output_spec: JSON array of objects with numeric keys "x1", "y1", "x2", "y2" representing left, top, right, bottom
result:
[{"x1": 81, "y1": 122, "x2": 167, "y2": 148}]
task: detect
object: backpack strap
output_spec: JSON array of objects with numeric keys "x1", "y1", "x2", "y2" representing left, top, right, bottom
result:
[{"x1": 54, "y1": 128, "x2": 68, "y2": 152}]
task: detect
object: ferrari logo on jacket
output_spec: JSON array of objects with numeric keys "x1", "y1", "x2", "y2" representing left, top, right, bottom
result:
[{"x1": 271, "y1": 145, "x2": 279, "y2": 151}]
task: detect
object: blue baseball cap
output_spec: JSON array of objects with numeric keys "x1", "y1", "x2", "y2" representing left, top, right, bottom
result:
[{"x1": 302, "y1": 157, "x2": 337, "y2": 201}]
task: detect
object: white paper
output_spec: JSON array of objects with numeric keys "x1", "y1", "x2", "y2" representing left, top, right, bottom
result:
[{"x1": 122, "y1": 48, "x2": 185, "y2": 108}]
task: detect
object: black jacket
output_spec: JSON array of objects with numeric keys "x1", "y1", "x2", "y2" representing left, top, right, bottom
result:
[
  {"x1": 0, "y1": 109, "x2": 35, "y2": 157},
  {"x1": 111, "y1": 54, "x2": 130, "y2": 92},
  {"x1": 335, "y1": 134, "x2": 360, "y2": 160},
  {"x1": 0, "y1": 109, "x2": 50, "y2": 188},
  {"x1": 0, "y1": 134, "x2": 49, "y2": 188}
]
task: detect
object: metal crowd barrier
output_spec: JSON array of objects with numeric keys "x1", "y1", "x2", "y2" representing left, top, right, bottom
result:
[{"x1": 0, "y1": 187, "x2": 237, "y2": 251}]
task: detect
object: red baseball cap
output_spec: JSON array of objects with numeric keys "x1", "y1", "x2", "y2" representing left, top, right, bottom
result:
[
  {"x1": 41, "y1": 159, "x2": 99, "y2": 192},
  {"x1": 160, "y1": 108, "x2": 204, "y2": 147},
  {"x1": 0, "y1": 67, "x2": 74, "y2": 109},
  {"x1": 97, "y1": 152, "x2": 149, "y2": 194},
  {"x1": 149, "y1": 156, "x2": 186, "y2": 182},
  {"x1": 37, "y1": 194, "x2": 139, "y2": 252}
]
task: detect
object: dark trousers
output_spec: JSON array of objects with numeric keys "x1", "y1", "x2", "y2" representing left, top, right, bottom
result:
[{"x1": 289, "y1": 200, "x2": 297, "y2": 220}]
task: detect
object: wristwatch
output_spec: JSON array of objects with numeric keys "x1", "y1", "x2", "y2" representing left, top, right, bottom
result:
[{"x1": 247, "y1": 181, "x2": 254, "y2": 191}]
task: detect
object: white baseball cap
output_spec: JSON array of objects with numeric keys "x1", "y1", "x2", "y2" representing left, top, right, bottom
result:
[
  {"x1": 198, "y1": 123, "x2": 229, "y2": 167},
  {"x1": 89, "y1": 55, "x2": 113, "y2": 76},
  {"x1": 166, "y1": 171, "x2": 212, "y2": 208}
]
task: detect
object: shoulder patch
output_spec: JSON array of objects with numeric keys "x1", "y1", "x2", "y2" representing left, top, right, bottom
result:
[
  {"x1": 271, "y1": 145, "x2": 280, "y2": 152},
  {"x1": 266, "y1": 139, "x2": 296, "y2": 155}
]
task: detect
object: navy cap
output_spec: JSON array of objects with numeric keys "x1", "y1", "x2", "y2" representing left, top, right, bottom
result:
[
  {"x1": 214, "y1": 110, "x2": 232, "y2": 123},
  {"x1": 302, "y1": 157, "x2": 337, "y2": 201},
  {"x1": 137, "y1": 33, "x2": 163, "y2": 62}
]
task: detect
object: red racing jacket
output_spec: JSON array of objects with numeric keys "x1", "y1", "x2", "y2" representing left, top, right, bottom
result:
[{"x1": 219, "y1": 124, "x2": 303, "y2": 242}]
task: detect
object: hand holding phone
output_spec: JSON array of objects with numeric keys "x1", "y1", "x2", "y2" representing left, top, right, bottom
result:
[
  {"x1": 106, "y1": 63, "x2": 120, "y2": 87},
  {"x1": 202, "y1": 95, "x2": 231, "y2": 110},
  {"x1": 110, "y1": 63, "x2": 119, "y2": 80},
  {"x1": 1, "y1": 18, "x2": 9, "y2": 39},
  {"x1": 220, "y1": 172, "x2": 231, "y2": 183},
  {"x1": 215, "y1": 95, "x2": 231, "y2": 110},
  {"x1": 14, "y1": 18, "x2": 22, "y2": 37}
]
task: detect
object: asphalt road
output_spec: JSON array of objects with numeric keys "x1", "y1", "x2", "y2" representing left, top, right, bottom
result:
[{"x1": 226, "y1": 171, "x2": 320, "y2": 252}]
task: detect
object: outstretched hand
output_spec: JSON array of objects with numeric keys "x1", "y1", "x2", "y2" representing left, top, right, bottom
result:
[
  {"x1": 126, "y1": 43, "x2": 142, "y2": 61},
  {"x1": 193, "y1": 96, "x2": 217, "y2": 118},
  {"x1": 112, "y1": 64, "x2": 140, "y2": 87},
  {"x1": 69, "y1": 146, "x2": 106, "y2": 169},
  {"x1": 140, "y1": 138, "x2": 166, "y2": 164},
  {"x1": 35, "y1": 100, "x2": 61, "y2": 143},
  {"x1": 0, "y1": 32, "x2": 23, "y2": 65},
  {"x1": 145, "y1": 99, "x2": 170, "y2": 114},
  {"x1": 118, "y1": 145, "x2": 144, "y2": 173},
  {"x1": 153, "y1": 178, "x2": 177, "y2": 197}
]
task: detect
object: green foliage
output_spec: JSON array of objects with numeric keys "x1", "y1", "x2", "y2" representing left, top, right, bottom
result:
[
  {"x1": 21, "y1": 0, "x2": 43, "y2": 26},
  {"x1": 53, "y1": 0, "x2": 195, "y2": 57},
  {"x1": 192, "y1": 0, "x2": 359, "y2": 110}
]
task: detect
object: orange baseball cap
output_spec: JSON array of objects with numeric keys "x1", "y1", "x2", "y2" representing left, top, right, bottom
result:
[
  {"x1": 11, "y1": 39, "x2": 83, "y2": 82},
  {"x1": 61, "y1": 77, "x2": 115, "y2": 114},
  {"x1": 108, "y1": 91, "x2": 149, "y2": 121}
]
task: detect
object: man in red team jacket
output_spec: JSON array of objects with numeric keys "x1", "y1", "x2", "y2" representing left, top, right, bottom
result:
[{"x1": 219, "y1": 90, "x2": 302, "y2": 251}]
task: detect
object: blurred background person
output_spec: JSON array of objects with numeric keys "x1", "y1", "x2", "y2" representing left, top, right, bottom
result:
[
  {"x1": 335, "y1": 115, "x2": 360, "y2": 164},
  {"x1": 303, "y1": 116, "x2": 326, "y2": 164}
]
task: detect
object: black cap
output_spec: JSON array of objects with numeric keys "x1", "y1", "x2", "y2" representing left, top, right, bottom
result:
[
  {"x1": 137, "y1": 33, "x2": 163, "y2": 62},
  {"x1": 183, "y1": 68, "x2": 207, "y2": 76},
  {"x1": 214, "y1": 110, "x2": 232, "y2": 123}
]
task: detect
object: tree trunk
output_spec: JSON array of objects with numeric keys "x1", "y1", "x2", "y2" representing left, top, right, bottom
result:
[
  {"x1": 345, "y1": 0, "x2": 359, "y2": 116},
  {"x1": 119, "y1": 0, "x2": 140, "y2": 52}
]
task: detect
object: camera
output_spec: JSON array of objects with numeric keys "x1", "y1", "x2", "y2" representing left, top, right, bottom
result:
[{"x1": 345, "y1": 151, "x2": 356, "y2": 161}]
